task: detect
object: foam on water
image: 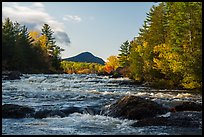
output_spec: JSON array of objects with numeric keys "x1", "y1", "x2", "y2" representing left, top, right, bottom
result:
[{"x1": 2, "y1": 74, "x2": 202, "y2": 135}]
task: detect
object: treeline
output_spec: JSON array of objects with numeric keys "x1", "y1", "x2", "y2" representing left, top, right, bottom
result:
[
  {"x1": 2, "y1": 18, "x2": 64, "y2": 73},
  {"x1": 116, "y1": 2, "x2": 202, "y2": 89},
  {"x1": 60, "y1": 61, "x2": 104, "y2": 74}
]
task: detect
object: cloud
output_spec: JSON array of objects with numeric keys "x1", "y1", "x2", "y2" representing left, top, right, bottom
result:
[
  {"x1": 54, "y1": 31, "x2": 71, "y2": 45},
  {"x1": 2, "y1": 2, "x2": 71, "y2": 46},
  {"x1": 32, "y1": 2, "x2": 45, "y2": 9},
  {"x1": 63, "y1": 15, "x2": 82, "y2": 23}
]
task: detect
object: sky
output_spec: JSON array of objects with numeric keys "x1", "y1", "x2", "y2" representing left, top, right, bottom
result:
[{"x1": 2, "y1": 2, "x2": 157, "y2": 61}]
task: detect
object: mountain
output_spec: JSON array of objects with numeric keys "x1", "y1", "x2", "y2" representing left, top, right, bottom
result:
[{"x1": 63, "y1": 52, "x2": 105, "y2": 65}]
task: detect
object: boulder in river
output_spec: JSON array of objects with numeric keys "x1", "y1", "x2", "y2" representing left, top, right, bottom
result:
[
  {"x1": 60, "y1": 106, "x2": 102, "y2": 116},
  {"x1": 102, "y1": 95, "x2": 169, "y2": 120},
  {"x1": 131, "y1": 111, "x2": 202, "y2": 128},
  {"x1": 2, "y1": 104, "x2": 35, "y2": 118},
  {"x1": 170, "y1": 102, "x2": 202, "y2": 112},
  {"x1": 33, "y1": 105, "x2": 103, "y2": 119},
  {"x1": 60, "y1": 107, "x2": 83, "y2": 116},
  {"x1": 2, "y1": 71, "x2": 22, "y2": 80},
  {"x1": 34, "y1": 109, "x2": 66, "y2": 119},
  {"x1": 82, "y1": 106, "x2": 102, "y2": 115}
]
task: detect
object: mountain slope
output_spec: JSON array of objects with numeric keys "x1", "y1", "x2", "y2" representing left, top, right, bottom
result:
[{"x1": 63, "y1": 52, "x2": 105, "y2": 65}]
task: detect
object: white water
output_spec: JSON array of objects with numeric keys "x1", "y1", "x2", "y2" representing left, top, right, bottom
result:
[{"x1": 2, "y1": 74, "x2": 202, "y2": 135}]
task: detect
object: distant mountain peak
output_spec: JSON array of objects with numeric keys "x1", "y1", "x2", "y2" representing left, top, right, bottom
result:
[
  {"x1": 63, "y1": 52, "x2": 105, "y2": 65},
  {"x1": 81, "y1": 51, "x2": 92, "y2": 54},
  {"x1": 79, "y1": 52, "x2": 94, "y2": 56}
]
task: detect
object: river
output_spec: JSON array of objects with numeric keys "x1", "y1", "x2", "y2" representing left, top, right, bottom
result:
[{"x1": 2, "y1": 74, "x2": 202, "y2": 135}]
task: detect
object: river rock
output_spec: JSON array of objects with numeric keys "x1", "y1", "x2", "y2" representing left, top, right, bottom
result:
[
  {"x1": 60, "y1": 106, "x2": 102, "y2": 116},
  {"x1": 60, "y1": 107, "x2": 83, "y2": 116},
  {"x1": 102, "y1": 95, "x2": 169, "y2": 120},
  {"x1": 2, "y1": 71, "x2": 22, "y2": 80},
  {"x1": 2, "y1": 104, "x2": 35, "y2": 118},
  {"x1": 131, "y1": 111, "x2": 202, "y2": 128},
  {"x1": 34, "y1": 109, "x2": 66, "y2": 119},
  {"x1": 171, "y1": 102, "x2": 202, "y2": 112},
  {"x1": 82, "y1": 106, "x2": 102, "y2": 115}
]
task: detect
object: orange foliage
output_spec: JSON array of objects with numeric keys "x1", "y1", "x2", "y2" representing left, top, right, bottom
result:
[{"x1": 104, "y1": 65, "x2": 114, "y2": 74}]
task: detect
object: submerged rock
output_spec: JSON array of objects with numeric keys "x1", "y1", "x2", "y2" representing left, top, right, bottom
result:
[
  {"x1": 2, "y1": 71, "x2": 22, "y2": 80},
  {"x1": 60, "y1": 107, "x2": 83, "y2": 116},
  {"x1": 2, "y1": 104, "x2": 103, "y2": 119},
  {"x1": 34, "y1": 105, "x2": 102, "y2": 119},
  {"x1": 132, "y1": 111, "x2": 202, "y2": 128},
  {"x1": 102, "y1": 95, "x2": 169, "y2": 120},
  {"x1": 170, "y1": 102, "x2": 202, "y2": 112},
  {"x1": 34, "y1": 109, "x2": 66, "y2": 119},
  {"x1": 61, "y1": 106, "x2": 102, "y2": 116},
  {"x1": 82, "y1": 106, "x2": 102, "y2": 115},
  {"x1": 2, "y1": 104, "x2": 35, "y2": 118}
]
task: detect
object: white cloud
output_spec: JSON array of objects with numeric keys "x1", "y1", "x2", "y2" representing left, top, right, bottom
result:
[
  {"x1": 63, "y1": 15, "x2": 82, "y2": 23},
  {"x1": 2, "y1": 2, "x2": 18, "y2": 7},
  {"x1": 32, "y1": 2, "x2": 45, "y2": 9},
  {"x1": 2, "y1": 2, "x2": 70, "y2": 46},
  {"x1": 2, "y1": 3, "x2": 62, "y2": 31}
]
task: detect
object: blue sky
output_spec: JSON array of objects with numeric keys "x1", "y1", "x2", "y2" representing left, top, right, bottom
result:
[{"x1": 2, "y1": 2, "x2": 157, "y2": 61}]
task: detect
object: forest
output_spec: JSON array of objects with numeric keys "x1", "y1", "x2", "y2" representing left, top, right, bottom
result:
[
  {"x1": 2, "y1": 18, "x2": 64, "y2": 73},
  {"x1": 60, "y1": 61, "x2": 104, "y2": 74},
  {"x1": 2, "y1": 2, "x2": 202, "y2": 90},
  {"x1": 116, "y1": 2, "x2": 202, "y2": 90}
]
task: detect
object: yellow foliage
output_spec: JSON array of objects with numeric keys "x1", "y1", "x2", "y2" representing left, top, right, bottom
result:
[
  {"x1": 143, "y1": 41, "x2": 148, "y2": 48},
  {"x1": 105, "y1": 55, "x2": 119, "y2": 71},
  {"x1": 29, "y1": 31, "x2": 48, "y2": 51},
  {"x1": 153, "y1": 44, "x2": 172, "y2": 54},
  {"x1": 38, "y1": 35, "x2": 48, "y2": 49},
  {"x1": 29, "y1": 31, "x2": 40, "y2": 42},
  {"x1": 153, "y1": 58, "x2": 162, "y2": 69},
  {"x1": 181, "y1": 74, "x2": 202, "y2": 89},
  {"x1": 181, "y1": 81, "x2": 201, "y2": 89},
  {"x1": 153, "y1": 44, "x2": 185, "y2": 74}
]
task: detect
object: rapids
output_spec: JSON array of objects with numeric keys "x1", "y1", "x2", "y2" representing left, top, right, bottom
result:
[{"x1": 2, "y1": 74, "x2": 202, "y2": 135}]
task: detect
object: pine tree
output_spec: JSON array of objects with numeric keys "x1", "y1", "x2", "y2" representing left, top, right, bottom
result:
[
  {"x1": 41, "y1": 23, "x2": 64, "y2": 71},
  {"x1": 118, "y1": 40, "x2": 131, "y2": 67},
  {"x1": 126, "y1": 2, "x2": 202, "y2": 89},
  {"x1": 41, "y1": 23, "x2": 56, "y2": 56}
]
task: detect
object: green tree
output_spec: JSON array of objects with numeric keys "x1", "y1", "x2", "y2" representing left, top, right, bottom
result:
[
  {"x1": 41, "y1": 23, "x2": 64, "y2": 71},
  {"x1": 41, "y1": 23, "x2": 56, "y2": 56},
  {"x1": 2, "y1": 18, "x2": 64, "y2": 73},
  {"x1": 125, "y1": 2, "x2": 202, "y2": 89},
  {"x1": 2, "y1": 18, "x2": 34, "y2": 71},
  {"x1": 128, "y1": 41, "x2": 144, "y2": 82},
  {"x1": 132, "y1": 2, "x2": 168, "y2": 82},
  {"x1": 118, "y1": 40, "x2": 131, "y2": 67},
  {"x1": 164, "y1": 2, "x2": 202, "y2": 89},
  {"x1": 2, "y1": 18, "x2": 15, "y2": 70}
]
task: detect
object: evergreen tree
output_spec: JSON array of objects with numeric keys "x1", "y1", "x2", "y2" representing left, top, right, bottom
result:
[
  {"x1": 2, "y1": 18, "x2": 64, "y2": 73},
  {"x1": 2, "y1": 18, "x2": 15, "y2": 70},
  {"x1": 128, "y1": 41, "x2": 144, "y2": 82},
  {"x1": 118, "y1": 40, "x2": 131, "y2": 67},
  {"x1": 125, "y1": 2, "x2": 202, "y2": 89},
  {"x1": 41, "y1": 23, "x2": 56, "y2": 56},
  {"x1": 41, "y1": 23, "x2": 64, "y2": 71}
]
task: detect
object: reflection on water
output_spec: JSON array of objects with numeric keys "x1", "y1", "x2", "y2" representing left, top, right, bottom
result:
[{"x1": 2, "y1": 74, "x2": 202, "y2": 135}]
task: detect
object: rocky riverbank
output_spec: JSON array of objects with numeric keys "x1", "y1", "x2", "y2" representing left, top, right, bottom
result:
[
  {"x1": 2, "y1": 71, "x2": 22, "y2": 80},
  {"x1": 102, "y1": 95, "x2": 202, "y2": 128}
]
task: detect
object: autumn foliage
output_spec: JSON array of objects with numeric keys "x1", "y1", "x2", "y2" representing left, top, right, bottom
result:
[
  {"x1": 104, "y1": 56, "x2": 119, "y2": 74},
  {"x1": 117, "y1": 2, "x2": 202, "y2": 89}
]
